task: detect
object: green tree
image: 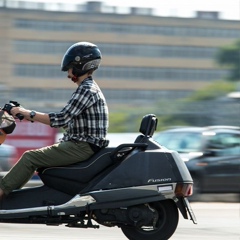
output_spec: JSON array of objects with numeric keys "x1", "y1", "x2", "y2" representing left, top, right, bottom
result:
[
  {"x1": 185, "y1": 80, "x2": 235, "y2": 101},
  {"x1": 216, "y1": 40, "x2": 240, "y2": 81},
  {"x1": 108, "y1": 112, "x2": 129, "y2": 132}
]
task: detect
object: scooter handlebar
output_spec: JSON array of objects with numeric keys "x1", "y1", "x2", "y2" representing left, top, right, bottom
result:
[
  {"x1": 2, "y1": 101, "x2": 24, "y2": 121},
  {"x1": 15, "y1": 113, "x2": 24, "y2": 121}
]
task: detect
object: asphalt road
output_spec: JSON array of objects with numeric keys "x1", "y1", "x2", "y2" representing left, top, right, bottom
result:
[{"x1": 0, "y1": 202, "x2": 239, "y2": 240}]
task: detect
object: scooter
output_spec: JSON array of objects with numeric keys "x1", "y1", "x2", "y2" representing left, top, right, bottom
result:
[{"x1": 0, "y1": 104, "x2": 197, "y2": 240}]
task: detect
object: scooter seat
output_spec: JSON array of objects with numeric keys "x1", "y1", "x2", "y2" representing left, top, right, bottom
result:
[
  {"x1": 37, "y1": 141, "x2": 147, "y2": 195},
  {"x1": 38, "y1": 147, "x2": 115, "y2": 184}
]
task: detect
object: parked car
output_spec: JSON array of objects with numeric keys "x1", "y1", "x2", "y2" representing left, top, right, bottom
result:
[
  {"x1": 0, "y1": 144, "x2": 18, "y2": 172},
  {"x1": 154, "y1": 126, "x2": 240, "y2": 196}
]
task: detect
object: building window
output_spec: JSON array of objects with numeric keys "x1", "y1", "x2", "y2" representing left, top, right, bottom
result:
[
  {"x1": 14, "y1": 64, "x2": 228, "y2": 81},
  {"x1": 14, "y1": 40, "x2": 218, "y2": 59},
  {"x1": 14, "y1": 19, "x2": 240, "y2": 39}
]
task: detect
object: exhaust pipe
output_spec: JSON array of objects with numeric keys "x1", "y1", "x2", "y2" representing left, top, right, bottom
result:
[{"x1": 0, "y1": 194, "x2": 96, "y2": 219}]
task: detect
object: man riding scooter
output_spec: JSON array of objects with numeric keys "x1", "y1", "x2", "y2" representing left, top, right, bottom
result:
[{"x1": 0, "y1": 42, "x2": 109, "y2": 200}]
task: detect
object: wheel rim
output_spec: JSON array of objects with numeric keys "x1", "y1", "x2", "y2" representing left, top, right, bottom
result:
[
  {"x1": 121, "y1": 200, "x2": 179, "y2": 240},
  {"x1": 134, "y1": 202, "x2": 166, "y2": 233}
]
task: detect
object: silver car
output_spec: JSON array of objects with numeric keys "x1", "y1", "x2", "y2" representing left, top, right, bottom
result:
[{"x1": 154, "y1": 126, "x2": 240, "y2": 195}]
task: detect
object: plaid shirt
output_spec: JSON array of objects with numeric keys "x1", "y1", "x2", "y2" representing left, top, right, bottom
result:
[{"x1": 49, "y1": 76, "x2": 109, "y2": 148}]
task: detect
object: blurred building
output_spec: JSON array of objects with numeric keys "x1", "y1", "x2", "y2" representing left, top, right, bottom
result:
[{"x1": 0, "y1": 1, "x2": 240, "y2": 112}]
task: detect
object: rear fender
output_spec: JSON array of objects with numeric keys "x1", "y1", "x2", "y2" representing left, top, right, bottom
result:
[{"x1": 176, "y1": 197, "x2": 197, "y2": 224}]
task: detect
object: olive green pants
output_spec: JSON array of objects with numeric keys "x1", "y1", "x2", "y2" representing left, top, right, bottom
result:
[{"x1": 0, "y1": 141, "x2": 94, "y2": 195}]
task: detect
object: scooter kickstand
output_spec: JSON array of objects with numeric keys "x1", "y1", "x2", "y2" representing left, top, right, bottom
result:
[
  {"x1": 86, "y1": 216, "x2": 99, "y2": 229},
  {"x1": 66, "y1": 212, "x2": 99, "y2": 229},
  {"x1": 86, "y1": 210, "x2": 99, "y2": 229}
]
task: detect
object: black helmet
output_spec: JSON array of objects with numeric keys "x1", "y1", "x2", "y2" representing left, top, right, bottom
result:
[{"x1": 61, "y1": 42, "x2": 102, "y2": 77}]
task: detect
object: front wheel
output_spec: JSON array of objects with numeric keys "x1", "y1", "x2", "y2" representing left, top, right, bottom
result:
[{"x1": 121, "y1": 200, "x2": 179, "y2": 240}]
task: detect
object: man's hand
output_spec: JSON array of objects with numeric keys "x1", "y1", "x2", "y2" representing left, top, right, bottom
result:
[
  {"x1": 2, "y1": 101, "x2": 24, "y2": 120},
  {"x1": 10, "y1": 106, "x2": 27, "y2": 120}
]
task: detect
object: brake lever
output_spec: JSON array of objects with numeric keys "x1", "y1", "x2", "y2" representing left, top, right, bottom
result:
[{"x1": 3, "y1": 101, "x2": 24, "y2": 121}]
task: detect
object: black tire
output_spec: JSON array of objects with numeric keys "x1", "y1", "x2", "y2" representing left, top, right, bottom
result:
[{"x1": 121, "y1": 200, "x2": 179, "y2": 240}]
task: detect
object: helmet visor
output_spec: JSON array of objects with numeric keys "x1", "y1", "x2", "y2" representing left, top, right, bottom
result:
[{"x1": 61, "y1": 54, "x2": 75, "y2": 71}]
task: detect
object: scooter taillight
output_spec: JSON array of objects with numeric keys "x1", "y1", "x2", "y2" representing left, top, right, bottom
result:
[{"x1": 175, "y1": 183, "x2": 193, "y2": 197}]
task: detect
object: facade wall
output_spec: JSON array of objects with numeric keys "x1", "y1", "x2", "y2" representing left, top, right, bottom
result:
[{"x1": 0, "y1": 5, "x2": 239, "y2": 110}]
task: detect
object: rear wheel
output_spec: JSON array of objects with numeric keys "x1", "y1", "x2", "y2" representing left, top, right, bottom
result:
[{"x1": 121, "y1": 200, "x2": 179, "y2": 240}]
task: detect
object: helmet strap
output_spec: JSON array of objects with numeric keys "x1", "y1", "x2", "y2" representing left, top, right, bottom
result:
[
  {"x1": 72, "y1": 67, "x2": 89, "y2": 78},
  {"x1": 71, "y1": 75, "x2": 78, "y2": 83}
]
